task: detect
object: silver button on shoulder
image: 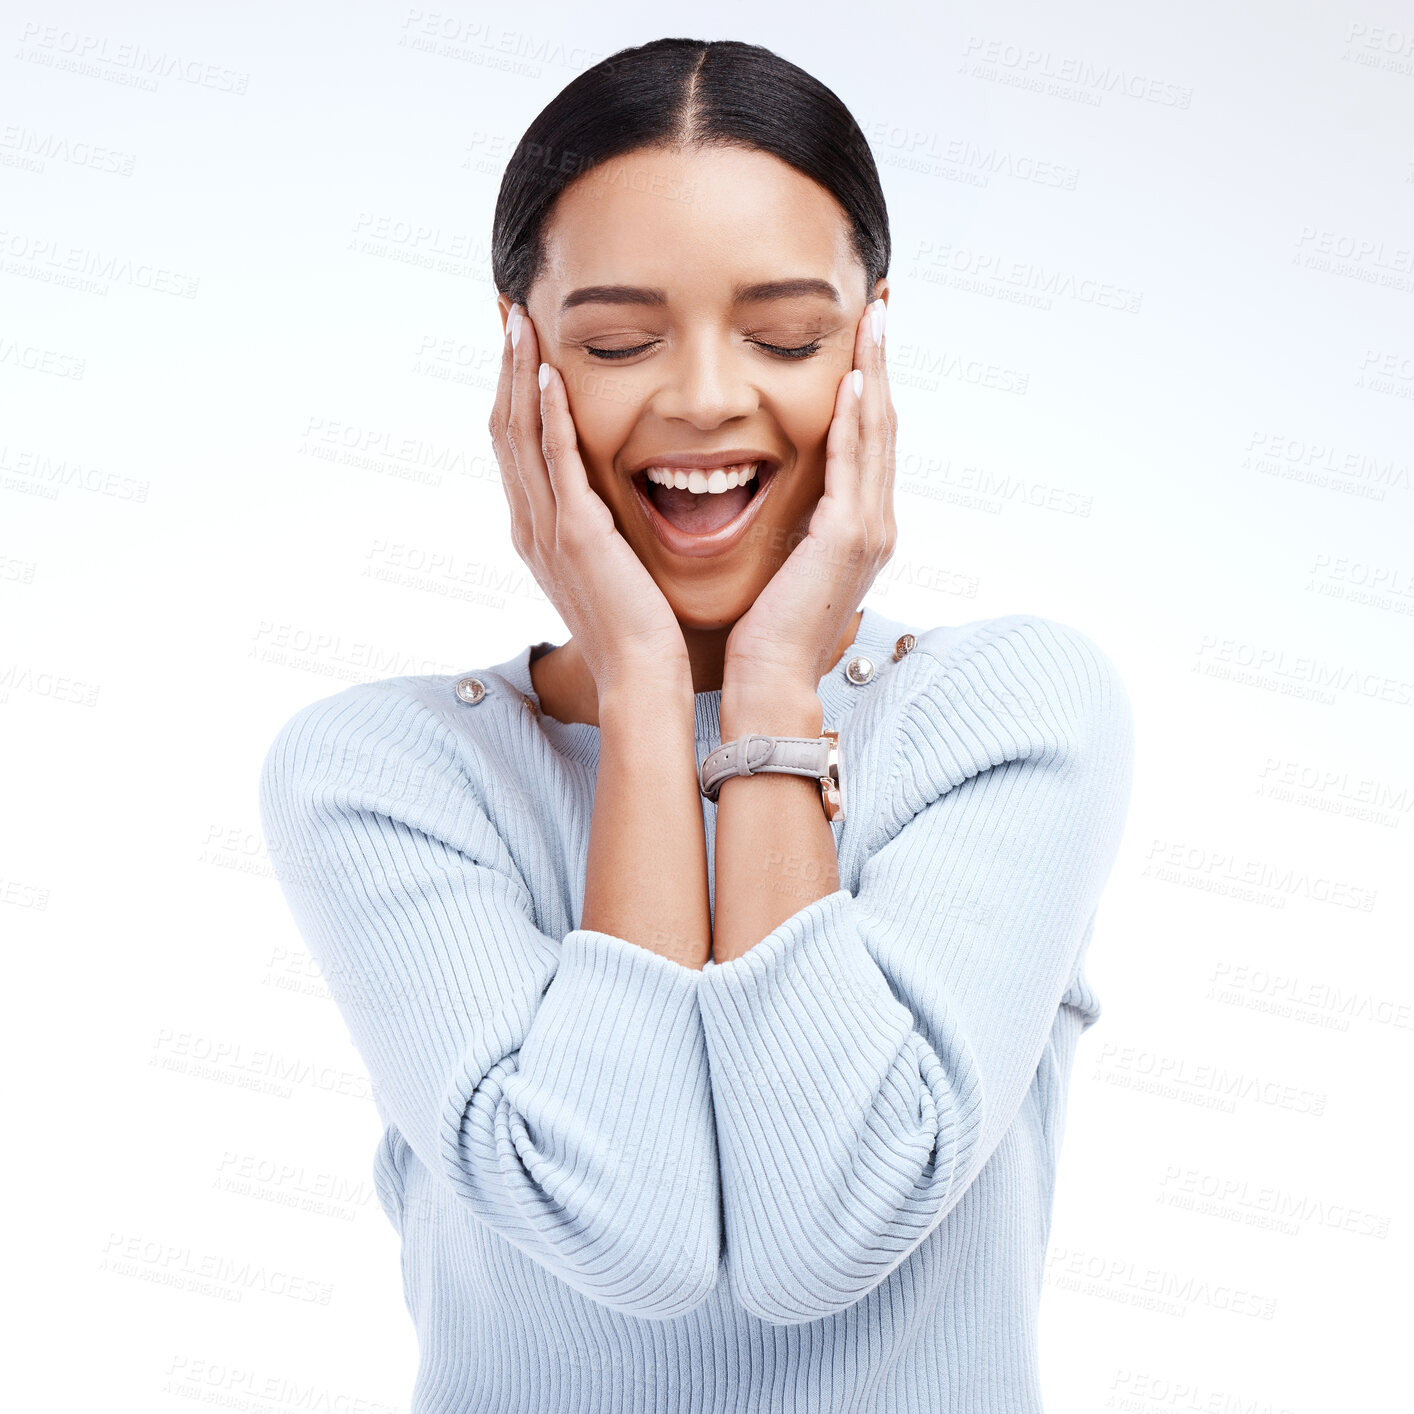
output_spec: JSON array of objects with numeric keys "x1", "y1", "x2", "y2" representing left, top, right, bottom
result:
[
  {"x1": 893, "y1": 633, "x2": 916, "y2": 660},
  {"x1": 454, "y1": 676, "x2": 487, "y2": 705},
  {"x1": 844, "y1": 654, "x2": 876, "y2": 685}
]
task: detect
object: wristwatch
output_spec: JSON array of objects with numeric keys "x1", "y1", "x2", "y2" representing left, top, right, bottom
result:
[{"x1": 698, "y1": 730, "x2": 846, "y2": 822}]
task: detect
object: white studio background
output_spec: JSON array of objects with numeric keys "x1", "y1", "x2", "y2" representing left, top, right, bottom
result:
[{"x1": 3, "y1": 1, "x2": 1409, "y2": 1409}]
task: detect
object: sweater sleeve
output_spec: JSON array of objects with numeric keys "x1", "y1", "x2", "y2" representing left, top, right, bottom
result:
[
  {"x1": 257, "y1": 682, "x2": 721, "y2": 1319},
  {"x1": 697, "y1": 617, "x2": 1135, "y2": 1324}
]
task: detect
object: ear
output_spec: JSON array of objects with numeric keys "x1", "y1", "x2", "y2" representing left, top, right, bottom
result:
[
  {"x1": 496, "y1": 293, "x2": 514, "y2": 336},
  {"x1": 869, "y1": 277, "x2": 890, "y2": 308}
]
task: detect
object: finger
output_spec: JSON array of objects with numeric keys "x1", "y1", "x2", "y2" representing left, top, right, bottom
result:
[
  {"x1": 539, "y1": 362, "x2": 617, "y2": 548},
  {"x1": 536, "y1": 361, "x2": 594, "y2": 509},
  {"x1": 491, "y1": 306, "x2": 532, "y2": 549},
  {"x1": 810, "y1": 358, "x2": 866, "y2": 593},
  {"x1": 857, "y1": 299, "x2": 895, "y2": 562},
  {"x1": 505, "y1": 305, "x2": 557, "y2": 528},
  {"x1": 874, "y1": 300, "x2": 897, "y2": 494},
  {"x1": 859, "y1": 300, "x2": 891, "y2": 501},
  {"x1": 825, "y1": 304, "x2": 876, "y2": 574},
  {"x1": 821, "y1": 360, "x2": 862, "y2": 515},
  {"x1": 868, "y1": 298, "x2": 898, "y2": 554}
]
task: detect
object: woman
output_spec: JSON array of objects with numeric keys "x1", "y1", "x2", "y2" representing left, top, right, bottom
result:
[{"x1": 260, "y1": 37, "x2": 1135, "y2": 1414}]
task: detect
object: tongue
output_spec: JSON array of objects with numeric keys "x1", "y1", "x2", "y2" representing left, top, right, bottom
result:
[{"x1": 650, "y1": 482, "x2": 754, "y2": 534}]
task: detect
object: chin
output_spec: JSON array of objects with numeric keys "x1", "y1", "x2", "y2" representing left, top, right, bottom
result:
[{"x1": 658, "y1": 579, "x2": 760, "y2": 635}]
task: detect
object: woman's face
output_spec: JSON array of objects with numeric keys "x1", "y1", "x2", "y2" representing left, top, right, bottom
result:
[{"x1": 503, "y1": 143, "x2": 886, "y2": 633}]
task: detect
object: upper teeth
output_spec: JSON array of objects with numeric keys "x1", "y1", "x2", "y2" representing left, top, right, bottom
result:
[{"x1": 645, "y1": 462, "x2": 761, "y2": 494}]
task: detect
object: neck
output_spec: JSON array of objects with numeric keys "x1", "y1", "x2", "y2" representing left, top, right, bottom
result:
[{"x1": 681, "y1": 623, "x2": 735, "y2": 695}]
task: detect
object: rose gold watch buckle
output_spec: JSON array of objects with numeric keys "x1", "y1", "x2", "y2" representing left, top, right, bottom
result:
[{"x1": 819, "y1": 729, "x2": 844, "y2": 823}]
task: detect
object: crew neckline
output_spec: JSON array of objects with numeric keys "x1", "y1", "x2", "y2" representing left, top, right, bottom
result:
[{"x1": 480, "y1": 604, "x2": 913, "y2": 771}]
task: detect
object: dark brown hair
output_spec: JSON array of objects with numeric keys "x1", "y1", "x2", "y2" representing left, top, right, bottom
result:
[{"x1": 490, "y1": 37, "x2": 890, "y2": 307}]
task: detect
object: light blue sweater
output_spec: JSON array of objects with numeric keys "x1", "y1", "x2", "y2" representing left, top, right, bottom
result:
[{"x1": 258, "y1": 604, "x2": 1134, "y2": 1413}]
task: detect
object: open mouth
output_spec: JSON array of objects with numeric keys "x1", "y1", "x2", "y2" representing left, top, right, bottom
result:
[{"x1": 632, "y1": 461, "x2": 775, "y2": 538}]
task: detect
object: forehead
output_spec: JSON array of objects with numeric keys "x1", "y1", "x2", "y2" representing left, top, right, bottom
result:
[{"x1": 538, "y1": 144, "x2": 861, "y2": 302}]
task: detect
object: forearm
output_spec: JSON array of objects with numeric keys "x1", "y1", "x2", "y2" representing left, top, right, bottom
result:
[
  {"x1": 713, "y1": 681, "x2": 838, "y2": 964},
  {"x1": 581, "y1": 673, "x2": 712, "y2": 971}
]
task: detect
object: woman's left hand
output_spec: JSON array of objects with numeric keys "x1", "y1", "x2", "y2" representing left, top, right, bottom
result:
[{"x1": 724, "y1": 297, "x2": 897, "y2": 701}]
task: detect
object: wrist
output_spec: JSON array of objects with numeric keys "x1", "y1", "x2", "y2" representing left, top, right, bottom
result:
[
  {"x1": 597, "y1": 674, "x2": 695, "y2": 733},
  {"x1": 720, "y1": 682, "x2": 824, "y2": 739}
]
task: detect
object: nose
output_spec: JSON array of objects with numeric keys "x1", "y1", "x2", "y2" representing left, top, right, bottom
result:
[{"x1": 647, "y1": 329, "x2": 760, "y2": 429}]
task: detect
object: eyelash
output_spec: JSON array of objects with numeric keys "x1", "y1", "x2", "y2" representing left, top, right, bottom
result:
[{"x1": 584, "y1": 338, "x2": 824, "y2": 362}]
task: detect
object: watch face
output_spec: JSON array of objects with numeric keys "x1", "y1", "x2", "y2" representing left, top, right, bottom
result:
[
  {"x1": 838, "y1": 732, "x2": 846, "y2": 821},
  {"x1": 822, "y1": 729, "x2": 844, "y2": 823}
]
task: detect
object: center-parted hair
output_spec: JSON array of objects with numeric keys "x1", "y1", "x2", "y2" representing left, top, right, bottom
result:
[{"x1": 490, "y1": 37, "x2": 891, "y2": 308}]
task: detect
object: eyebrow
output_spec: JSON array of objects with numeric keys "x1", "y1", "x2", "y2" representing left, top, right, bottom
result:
[{"x1": 559, "y1": 278, "x2": 842, "y2": 312}]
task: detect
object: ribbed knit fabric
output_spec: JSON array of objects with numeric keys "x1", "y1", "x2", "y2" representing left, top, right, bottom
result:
[{"x1": 257, "y1": 604, "x2": 1134, "y2": 1413}]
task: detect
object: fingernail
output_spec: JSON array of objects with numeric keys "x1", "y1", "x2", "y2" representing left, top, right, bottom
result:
[
  {"x1": 537, "y1": 362, "x2": 550, "y2": 390},
  {"x1": 869, "y1": 298, "x2": 886, "y2": 346},
  {"x1": 509, "y1": 305, "x2": 523, "y2": 349},
  {"x1": 851, "y1": 369, "x2": 864, "y2": 397}
]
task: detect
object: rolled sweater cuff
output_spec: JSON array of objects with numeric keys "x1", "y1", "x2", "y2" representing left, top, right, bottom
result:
[
  {"x1": 518, "y1": 926, "x2": 707, "y2": 1127},
  {"x1": 697, "y1": 888, "x2": 915, "y2": 1113},
  {"x1": 476, "y1": 926, "x2": 717, "y2": 1221}
]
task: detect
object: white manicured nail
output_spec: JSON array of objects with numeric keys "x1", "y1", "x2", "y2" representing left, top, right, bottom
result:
[
  {"x1": 509, "y1": 306, "x2": 523, "y2": 349},
  {"x1": 869, "y1": 299, "x2": 886, "y2": 346},
  {"x1": 851, "y1": 369, "x2": 864, "y2": 397},
  {"x1": 538, "y1": 362, "x2": 550, "y2": 390}
]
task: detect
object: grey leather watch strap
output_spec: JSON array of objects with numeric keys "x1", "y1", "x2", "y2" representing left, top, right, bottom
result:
[{"x1": 699, "y1": 731, "x2": 846, "y2": 821}]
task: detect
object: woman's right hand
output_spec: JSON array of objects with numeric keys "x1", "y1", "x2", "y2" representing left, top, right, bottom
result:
[{"x1": 488, "y1": 303, "x2": 689, "y2": 697}]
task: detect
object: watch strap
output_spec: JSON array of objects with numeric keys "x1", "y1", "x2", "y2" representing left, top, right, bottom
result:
[{"x1": 698, "y1": 733, "x2": 831, "y2": 803}]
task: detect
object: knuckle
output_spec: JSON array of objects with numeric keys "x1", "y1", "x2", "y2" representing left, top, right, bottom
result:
[
  {"x1": 505, "y1": 415, "x2": 535, "y2": 455},
  {"x1": 557, "y1": 502, "x2": 592, "y2": 538}
]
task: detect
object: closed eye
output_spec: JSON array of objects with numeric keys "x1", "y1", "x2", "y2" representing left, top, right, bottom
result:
[
  {"x1": 756, "y1": 339, "x2": 824, "y2": 360},
  {"x1": 584, "y1": 339, "x2": 825, "y2": 362}
]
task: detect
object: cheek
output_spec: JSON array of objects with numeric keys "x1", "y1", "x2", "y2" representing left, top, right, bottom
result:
[
  {"x1": 561, "y1": 369, "x2": 645, "y2": 488},
  {"x1": 774, "y1": 367, "x2": 844, "y2": 460}
]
